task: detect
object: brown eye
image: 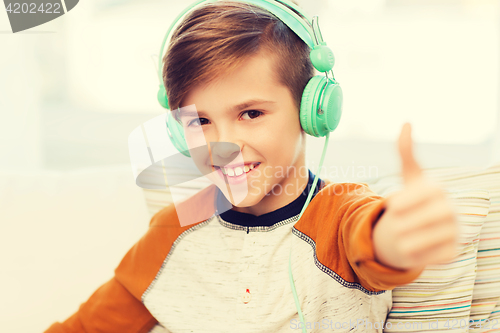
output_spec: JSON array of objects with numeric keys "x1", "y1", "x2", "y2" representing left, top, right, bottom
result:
[
  {"x1": 187, "y1": 118, "x2": 209, "y2": 127},
  {"x1": 241, "y1": 110, "x2": 263, "y2": 120}
]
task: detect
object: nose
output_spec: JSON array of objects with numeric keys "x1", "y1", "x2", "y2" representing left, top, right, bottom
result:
[{"x1": 210, "y1": 128, "x2": 243, "y2": 166}]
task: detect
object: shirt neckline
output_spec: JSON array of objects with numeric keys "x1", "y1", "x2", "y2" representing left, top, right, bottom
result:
[{"x1": 215, "y1": 169, "x2": 324, "y2": 228}]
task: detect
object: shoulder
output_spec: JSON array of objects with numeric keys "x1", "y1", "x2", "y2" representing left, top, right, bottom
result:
[
  {"x1": 294, "y1": 181, "x2": 384, "y2": 234},
  {"x1": 315, "y1": 180, "x2": 383, "y2": 206},
  {"x1": 114, "y1": 184, "x2": 219, "y2": 301},
  {"x1": 149, "y1": 183, "x2": 219, "y2": 228}
]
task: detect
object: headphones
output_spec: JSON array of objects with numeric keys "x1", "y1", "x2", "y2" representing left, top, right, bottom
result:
[
  {"x1": 155, "y1": 1, "x2": 341, "y2": 332},
  {"x1": 156, "y1": 0, "x2": 343, "y2": 158}
]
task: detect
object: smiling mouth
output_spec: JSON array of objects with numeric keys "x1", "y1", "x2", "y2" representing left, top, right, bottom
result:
[{"x1": 213, "y1": 162, "x2": 261, "y2": 177}]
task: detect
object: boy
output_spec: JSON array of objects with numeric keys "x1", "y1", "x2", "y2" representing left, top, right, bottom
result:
[{"x1": 45, "y1": 1, "x2": 458, "y2": 332}]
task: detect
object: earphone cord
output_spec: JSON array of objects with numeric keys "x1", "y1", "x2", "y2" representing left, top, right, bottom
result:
[{"x1": 288, "y1": 132, "x2": 330, "y2": 333}]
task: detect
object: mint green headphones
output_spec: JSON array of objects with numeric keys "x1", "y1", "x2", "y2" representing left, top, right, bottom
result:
[{"x1": 156, "y1": 0, "x2": 343, "y2": 158}]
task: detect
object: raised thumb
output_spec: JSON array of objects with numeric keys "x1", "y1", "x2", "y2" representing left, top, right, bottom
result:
[{"x1": 398, "y1": 122, "x2": 422, "y2": 184}]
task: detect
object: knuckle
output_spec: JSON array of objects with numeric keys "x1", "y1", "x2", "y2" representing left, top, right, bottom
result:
[
  {"x1": 443, "y1": 208, "x2": 456, "y2": 221},
  {"x1": 385, "y1": 196, "x2": 397, "y2": 210},
  {"x1": 449, "y1": 213, "x2": 459, "y2": 228},
  {"x1": 439, "y1": 209, "x2": 455, "y2": 222},
  {"x1": 444, "y1": 223, "x2": 458, "y2": 238},
  {"x1": 387, "y1": 197, "x2": 403, "y2": 214},
  {"x1": 447, "y1": 210, "x2": 457, "y2": 222},
  {"x1": 451, "y1": 227, "x2": 460, "y2": 241},
  {"x1": 446, "y1": 246, "x2": 457, "y2": 260},
  {"x1": 431, "y1": 186, "x2": 445, "y2": 200}
]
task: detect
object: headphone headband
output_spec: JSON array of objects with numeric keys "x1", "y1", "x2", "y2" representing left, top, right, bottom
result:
[{"x1": 157, "y1": 0, "x2": 324, "y2": 90}]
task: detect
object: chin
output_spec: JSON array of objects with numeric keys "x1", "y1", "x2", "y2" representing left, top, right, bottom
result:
[
  {"x1": 230, "y1": 194, "x2": 257, "y2": 208},
  {"x1": 221, "y1": 188, "x2": 263, "y2": 208}
]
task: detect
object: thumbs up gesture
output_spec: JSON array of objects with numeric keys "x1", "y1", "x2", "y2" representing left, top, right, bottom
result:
[{"x1": 372, "y1": 123, "x2": 459, "y2": 270}]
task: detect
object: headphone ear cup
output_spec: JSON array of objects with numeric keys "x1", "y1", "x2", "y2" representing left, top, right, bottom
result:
[
  {"x1": 157, "y1": 84, "x2": 169, "y2": 109},
  {"x1": 300, "y1": 76, "x2": 328, "y2": 137},
  {"x1": 300, "y1": 76, "x2": 321, "y2": 136},
  {"x1": 322, "y1": 81, "x2": 343, "y2": 133},
  {"x1": 300, "y1": 76, "x2": 343, "y2": 137},
  {"x1": 166, "y1": 111, "x2": 191, "y2": 157}
]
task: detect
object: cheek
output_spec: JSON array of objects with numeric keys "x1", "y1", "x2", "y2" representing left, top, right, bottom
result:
[
  {"x1": 253, "y1": 121, "x2": 302, "y2": 163},
  {"x1": 249, "y1": 123, "x2": 281, "y2": 153},
  {"x1": 183, "y1": 127, "x2": 212, "y2": 173},
  {"x1": 184, "y1": 127, "x2": 208, "y2": 148},
  {"x1": 264, "y1": 116, "x2": 302, "y2": 146}
]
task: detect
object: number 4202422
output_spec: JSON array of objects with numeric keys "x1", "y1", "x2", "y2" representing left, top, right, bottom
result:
[{"x1": 6, "y1": 3, "x2": 62, "y2": 14}]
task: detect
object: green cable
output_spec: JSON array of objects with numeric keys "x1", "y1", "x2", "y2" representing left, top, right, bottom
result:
[{"x1": 289, "y1": 132, "x2": 330, "y2": 333}]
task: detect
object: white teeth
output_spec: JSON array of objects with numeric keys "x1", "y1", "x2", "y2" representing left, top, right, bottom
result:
[
  {"x1": 220, "y1": 163, "x2": 259, "y2": 177},
  {"x1": 234, "y1": 167, "x2": 243, "y2": 176}
]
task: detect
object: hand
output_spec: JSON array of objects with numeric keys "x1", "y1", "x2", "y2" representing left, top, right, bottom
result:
[{"x1": 372, "y1": 123, "x2": 459, "y2": 270}]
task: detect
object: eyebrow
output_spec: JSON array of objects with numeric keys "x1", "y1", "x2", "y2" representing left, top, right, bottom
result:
[{"x1": 176, "y1": 99, "x2": 277, "y2": 119}]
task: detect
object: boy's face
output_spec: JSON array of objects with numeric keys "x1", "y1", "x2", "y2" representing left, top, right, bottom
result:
[{"x1": 180, "y1": 50, "x2": 308, "y2": 216}]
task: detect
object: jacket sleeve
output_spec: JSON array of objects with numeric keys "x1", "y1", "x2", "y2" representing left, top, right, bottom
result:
[
  {"x1": 297, "y1": 182, "x2": 425, "y2": 292},
  {"x1": 339, "y1": 184, "x2": 425, "y2": 291},
  {"x1": 43, "y1": 276, "x2": 158, "y2": 333}
]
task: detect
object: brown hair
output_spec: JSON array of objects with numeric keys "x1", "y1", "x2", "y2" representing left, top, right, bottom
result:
[{"x1": 162, "y1": 0, "x2": 315, "y2": 115}]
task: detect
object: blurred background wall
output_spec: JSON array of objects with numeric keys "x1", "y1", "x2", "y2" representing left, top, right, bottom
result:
[{"x1": 0, "y1": 0, "x2": 499, "y2": 331}]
